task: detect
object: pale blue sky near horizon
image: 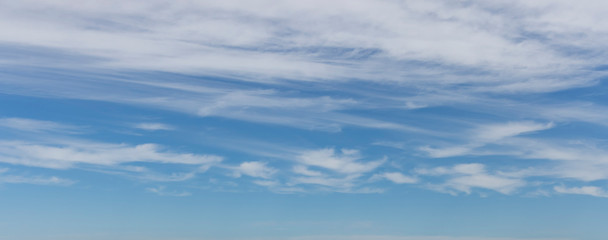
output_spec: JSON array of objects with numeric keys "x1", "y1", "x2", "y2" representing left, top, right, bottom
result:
[{"x1": 1, "y1": 1, "x2": 608, "y2": 240}]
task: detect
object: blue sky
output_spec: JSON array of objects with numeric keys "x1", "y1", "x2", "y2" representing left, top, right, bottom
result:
[{"x1": 1, "y1": 0, "x2": 608, "y2": 239}]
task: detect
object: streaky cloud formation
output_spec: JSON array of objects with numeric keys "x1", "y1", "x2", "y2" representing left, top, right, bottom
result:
[
  {"x1": 554, "y1": 185, "x2": 608, "y2": 198},
  {"x1": 0, "y1": 140, "x2": 222, "y2": 169},
  {"x1": 0, "y1": 117, "x2": 83, "y2": 133},
  {"x1": 146, "y1": 185, "x2": 192, "y2": 197},
  {"x1": 0, "y1": 0, "x2": 606, "y2": 198},
  {"x1": 0, "y1": 168, "x2": 74, "y2": 186},
  {"x1": 134, "y1": 122, "x2": 175, "y2": 131},
  {"x1": 416, "y1": 164, "x2": 525, "y2": 195},
  {"x1": 371, "y1": 172, "x2": 418, "y2": 184},
  {"x1": 1, "y1": 1, "x2": 608, "y2": 239}
]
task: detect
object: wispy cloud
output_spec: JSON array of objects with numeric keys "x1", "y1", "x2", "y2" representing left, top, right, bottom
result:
[
  {"x1": 0, "y1": 117, "x2": 82, "y2": 133},
  {"x1": 136, "y1": 172, "x2": 197, "y2": 182},
  {"x1": 0, "y1": 169, "x2": 74, "y2": 186},
  {"x1": 1, "y1": 0, "x2": 606, "y2": 135},
  {"x1": 0, "y1": 140, "x2": 222, "y2": 169},
  {"x1": 371, "y1": 172, "x2": 418, "y2": 184},
  {"x1": 474, "y1": 122, "x2": 554, "y2": 142},
  {"x1": 554, "y1": 185, "x2": 608, "y2": 198},
  {"x1": 420, "y1": 121, "x2": 554, "y2": 158},
  {"x1": 0, "y1": 175, "x2": 74, "y2": 186},
  {"x1": 417, "y1": 163, "x2": 525, "y2": 195},
  {"x1": 1, "y1": 0, "x2": 604, "y2": 90},
  {"x1": 146, "y1": 186, "x2": 192, "y2": 197},
  {"x1": 230, "y1": 161, "x2": 277, "y2": 179},
  {"x1": 134, "y1": 122, "x2": 175, "y2": 131},
  {"x1": 0, "y1": 0, "x2": 607, "y2": 200},
  {"x1": 280, "y1": 148, "x2": 388, "y2": 192},
  {"x1": 295, "y1": 148, "x2": 385, "y2": 175}
]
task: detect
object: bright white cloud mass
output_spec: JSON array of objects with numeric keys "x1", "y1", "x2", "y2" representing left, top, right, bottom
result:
[{"x1": 1, "y1": 1, "x2": 607, "y2": 240}]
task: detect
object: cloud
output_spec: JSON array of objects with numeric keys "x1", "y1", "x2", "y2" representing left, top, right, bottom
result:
[
  {"x1": 420, "y1": 146, "x2": 473, "y2": 159},
  {"x1": 278, "y1": 148, "x2": 388, "y2": 192},
  {"x1": 554, "y1": 185, "x2": 608, "y2": 198},
  {"x1": 134, "y1": 122, "x2": 175, "y2": 131},
  {"x1": 193, "y1": 91, "x2": 416, "y2": 132},
  {"x1": 420, "y1": 121, "x2": 554, "y2": 158},
  {"x1": 0, "y1": 175, "x2": 74, "y2": 186},
  {"x1": 0, "y1": 169, "x2": 74, "y2": 186},
  {"x1": 146, "y1": 186, "x2": 191, "y2": 197},
  {"x1": 296, "y1": 148, "x2": 385, "y2": 175},
  {"x1": 1, "y1": 0, "x2": 602, "y2": 90},
  {"x1": 492, "y1": 138, "x2": 608, "y2": 182},
  {"x1": 404, "y1": 101, "x2": 428, "y2": 110},
  {"x1": 371, "y1": 172, "x2": 418, "y2": 184},
  {"x1": 536, "y1": 102, "x2": 608, "y2": 127},
  {"x1": 0, "y1": 117, "x2": 82, "y2": 133},
  {"x1": 2, "y1": 0, "x2": 606, "y2": 97},
  {"x1": 418, "y1": 130, "x2": 608, "y2": 191},
  {"x1": 136, "y1": 172, "x2": 197, "y2": 182},
  {"x1": 290, "y1": 175, "x2": 361, "y2": 189},
  {"x1": 1, "y1": 0, "x2": 608, "y2": 199},
  {"x1": 292, "y1": 165, "x2": 323, "y2": 177},
  {"x1": 474, "y1": 122, "x2": 554, "y2": 142},
  {"x1": 231, "y1": 161, "x2": 277, "y2": 179},
  {"x1": 417, "y1": 163, "x2": 525, "y2": 195},
  {"x1": 197, "y1": 91, "x2": 355, "y2": 117},
  {"x1": 252, "y1": 180, "x2": 280, "y2": 187},
  {"x1": 0, "y1": 140, "x2": 222, "y2": 169},
  {"x1": 3, "y1": 0, "x2": 605, "y2": 139},
  {"x1": 0, "y1": 73, "x2": 421, "y2": 132}
]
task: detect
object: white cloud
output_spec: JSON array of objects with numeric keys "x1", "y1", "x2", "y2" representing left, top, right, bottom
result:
[
  {"x1": 3, "y1": 0, "x2": 604, "y2": 137},
  {"x1": 136, "y1": 172, "x2": 197, "y2": 182},
  {"x1": 0, "y1": 0, "x2": 603, "y2": 92},
  {"x1": 420, "y1": 121, "x2": 554, "y2": 158},
  {"x1": 538, "y1": 102, "x2": 608, "y2": 127},
  {"x1": 252, "y1": 180, "x2": 280, "y2": 187},
  {"x1": 420, "y1": 146, "x2": 473, "y2": 158},
  {"x1": 193, "y1": 91, "x2": 415, "y2": 132},
  {"x1": 146, "y1": 186, "x2": 191, "y2": 197},
  {"x1": 419, "y1": 131, "x2": 608, "y2": 187},
  {"x1": 0, "y1": 117, "x2": 81, "y2": 133},
  {"x1": 293, "y1": 165, "x2": 323, "y2": 177},
  {"x1": 0, "y1": 175, "x2": 74, "y2": 186},
  {"x1": 280, "y1": 148, "x2": 388, "y2": 192},
  {"x1": 0, "y1": 169, "x2": 74, "y2": 186},
  {"x1": 232, "y1": 161, "x2": 277, "y2": 179},
  {"x1": 0, "y1": 140, "x2": 222, "y2": 169},
  {"x1": 554, "y1": 185, "x2": 608, "y2": 198},
  {"x1": 417, "y1": 163, "x2": 525, "y2": 195},
  {"x1": 290, "y1": 175, "x2": 361, "y2": 189},
  {"x1": 372, "y1": 172, "x2": 418, "y2": 184},
  {"x1": 416, "y1": 163, "x2": 489, "y2": 177},
  {"x1": 296, "y1": 148, "x2": 385, "y2": 175},
  {"x1": 197, "y1": 91, "x2": 355, "y2": 117},
  {"x1": 446, "y1": 174, "x2": 525, "y2": 195},
  {"x1": 1, "y1": 0, "x2": 608, "y2": 198},
  {"x1": 496, "y1": 138, "x2": 608, "y2": 182},
  {"x1": 134, "y1": 122, "x2": 175, "y2": 131},
  {"x1": 404, "y1": 101, "x2": 428, "y2": 110},
  {"x1": 475, "y1": 122, "x2": 554, "y2": 142}
]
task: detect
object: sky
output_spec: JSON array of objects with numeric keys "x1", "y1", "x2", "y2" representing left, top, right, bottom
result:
[{"x1": 1, "y1": 0, "x2": 608, "y2": 239}]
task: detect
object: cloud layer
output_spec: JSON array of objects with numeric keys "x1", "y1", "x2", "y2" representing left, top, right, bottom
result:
[{"x1": 1, "y1": 0, "x2": 608, "y2": 199}]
